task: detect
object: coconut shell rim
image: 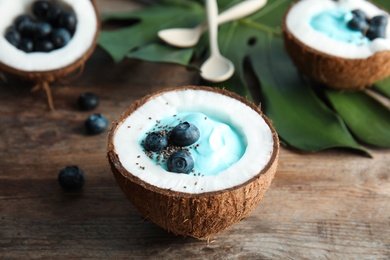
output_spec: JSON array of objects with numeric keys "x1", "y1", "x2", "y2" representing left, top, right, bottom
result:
[
  {"x1": 107, "y1": 85, "x2": 280, "y2": 199},
  {"x1": 0, "y1": 0, "x2": 100, "y2": 82}
]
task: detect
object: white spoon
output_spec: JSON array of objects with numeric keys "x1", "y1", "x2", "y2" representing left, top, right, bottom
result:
[
  {"x1": 158, "y1": 0, "x2": 267, "y2": 48},
  {"x1": 200, "y1": 0, "x2": 234, "y2": 82}
]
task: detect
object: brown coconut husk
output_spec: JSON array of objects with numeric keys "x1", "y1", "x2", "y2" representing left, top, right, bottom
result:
[
  {"x1": 282, "y1": 2, "x2": 390, "y2": 90},
  {"x1": 107, "y1": 86, "x2": 280, "y2": 240},
  {"x1": 0, "y1": 0, "x2": 100, "y2": 110}
]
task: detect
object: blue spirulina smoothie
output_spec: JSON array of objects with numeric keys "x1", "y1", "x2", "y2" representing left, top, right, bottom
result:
[
  {"x1": 310, "y1": 8, "x2": 370, "y2": 45},
  {"x1": 140, "y1": 112, "x2": 246, "y2": 176}
]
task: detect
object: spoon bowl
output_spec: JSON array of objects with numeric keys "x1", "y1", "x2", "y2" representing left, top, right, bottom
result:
[
  {"x1": 200, "y1": 55, "x2": 234, "y2": 82},
  {"x1": 157, "y1": 26, "x2": 203, "y2": 48}
]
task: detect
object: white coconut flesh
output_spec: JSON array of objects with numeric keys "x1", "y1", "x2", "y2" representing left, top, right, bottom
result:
[
  {"x1": 113, "y1": 89, "x2": 275, "y2": 194},
  {"x1": 286, "y1": 0, "x2": 390, "y2": 59},
  {"x1": 0, "y1": 0, "x2": 97, "y2": 72}
]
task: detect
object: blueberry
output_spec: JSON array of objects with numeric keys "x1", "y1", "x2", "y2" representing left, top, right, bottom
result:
[
  {"x1": 143, "y1": 132, "x2": 169, "y2": 152},
  {"x1": 33, "y1": 22, "x2": 52, "y2": 39},
  {"x1": 32, "y1": 0, "x2": 52, "y2": 20},
  {"x1": 370, "y1": 15, "x2": 388, "y2": 26},
  {"x1": 366, "y1": 25, "x2": 386, "y2": 40},
  {"x1": 51, "y1": 28, "x2": 71, "y2": 48},
  {"x1": 45, "y1": 6, "x2": 63, "y2": 25},
  {"x1": 5, "y1": 27, "x2": 21, "y2": 47},
  {"x1": 351, "y1": 9, "x2": 367, "y2": 20},
  {"x1": 169, "y1": 122, "x2": 200, "y2": 147},
  {"x1": 18, "y1": 38, "x2": 34, "y2": 53},
  {"x1": 167, "y1": 150, "x2": 194, "y2": 174},
  {"x1": 347, "y1": 16, "x2": 368, "y2": 31},
  {"x1": 85, "y1": 113, "x2": 108, "y2": 135},
  {"x1": 15, "y1": 15, "x2": 33, "y2": 28},
  {"x1": 58, "y1": 165, "x2": 85, "y2": 190},
  {"x1": 78, "y1": 92, "x2": 99, "y2": 111},
  {"x1": 15, "y1": 15, "x2": 36, "y2": 37},
  {"x1": 59, "y1": 11, "x2": 77, "y2": 34},
  {"x1": 34, "y1": 39, "x2": 54, "y2": 52}
]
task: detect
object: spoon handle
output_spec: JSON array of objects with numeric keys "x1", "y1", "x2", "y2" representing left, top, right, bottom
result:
[
  {"x1": 199, "y1": 0, "x2": 267, "y2": 33},
  {"x1": 206, "y1": 0, "x2": 220, "y2": 56},
  {"x1": 217, "y1": 0, "x2": 267, "y2": 25}
]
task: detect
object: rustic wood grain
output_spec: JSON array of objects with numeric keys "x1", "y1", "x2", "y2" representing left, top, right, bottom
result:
[{"x1": 1, "y1": 1, "x2": 390, "y2": 259}]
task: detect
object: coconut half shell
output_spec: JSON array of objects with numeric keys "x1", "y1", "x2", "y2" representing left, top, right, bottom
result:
[
  {"x1": 0, "y1": 0, "x2": 100, "y2": 109},
  {"x1": 107, "y1": 86, "x2": 279, "y2": 240},
  {"x1": 282, "y1": 1, "x2": 390, "y2": 90}
]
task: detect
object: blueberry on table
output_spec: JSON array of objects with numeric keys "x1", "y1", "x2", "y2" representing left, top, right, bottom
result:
[
  {"x1": 51, "y1": 28, "x2": 71, "y2": 48},
  {"x1": 78, "y1": 92, "x2": 99, "y2": 111},
  {"x1": 5, "y1": 27, "x2": 21, "y2": 47},
  {"x1": 34, "y1": 39, "x2": 54, "y2": 52},
  {"x1": 85, "y1": 113, "x2": 108, "y2": 135},
  {"x1": 33, "y1": 0, "x2": 52, "y2": 20},
  {"x1": 58, "y1": 165, "x2": 85, "y2": 190},
  {"x1": 143, "y1": 132, "x2": 169, "y2": 152},
  {"x1": 169, "y1": 122, "x2": 200, "y2": 147},
  {"x1": 18, "y1": 38, "x2": 34, "y2": 53},
  {"x1": 167, "y1": 150, "x2": 194, "y2": 174}
]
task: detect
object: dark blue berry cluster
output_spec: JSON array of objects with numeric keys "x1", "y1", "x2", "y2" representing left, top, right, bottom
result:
[
  {"x1": 76, "y1": 92, "x2": 108, "y2": 135},
  {"x1": 5, "y1": 0, "x2": 77, "y2": 53},
  {"x1": 347, "y1": 9, "x2": 388, "y2": 40},
  {"x1": 56, "y1": 93, "x2": 105, "y2": 191},
  {"x1": 143, "y1": 122, "x2": 200, "y2": 174}
]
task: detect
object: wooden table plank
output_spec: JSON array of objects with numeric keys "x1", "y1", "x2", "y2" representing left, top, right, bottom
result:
[{"x1": 1, "y1": 1, "x2": 390, "y2": 259}]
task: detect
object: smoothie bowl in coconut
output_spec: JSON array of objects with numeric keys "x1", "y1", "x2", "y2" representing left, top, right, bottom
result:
[
  {"x1": 0, "y1": 0, "x2": 99, "y2": 109},
  {"x1": 107, "y1": 86, "x2": 279, "y2": 239},
  {"x1": 282, "y1": 0, "x2": 390, "y2": 90}
]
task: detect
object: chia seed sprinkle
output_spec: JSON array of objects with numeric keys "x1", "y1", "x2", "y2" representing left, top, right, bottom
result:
[{"x1": 140, "y1": 113, "x2": 206, "y2": 175}]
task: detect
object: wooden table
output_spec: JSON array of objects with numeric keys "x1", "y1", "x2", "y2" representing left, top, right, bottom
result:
[{"x1": 1, "y1": 1, "x2": 390, "y2": 259}]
